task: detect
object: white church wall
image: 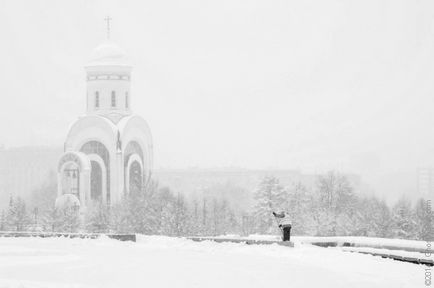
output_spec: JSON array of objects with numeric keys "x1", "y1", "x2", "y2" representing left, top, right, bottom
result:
[
  {"x1": 120, "y1": 116, "x2": 153, "y2": 173},
  {"x1": 86, "y1": 79, "x2": 131, "y2": 115},
  {"x1": 65, "y1": 117, "x2": 117, "y2": 152},
  {"x1": 64, "y1": 116, "x2": 120, "y2": 205}
]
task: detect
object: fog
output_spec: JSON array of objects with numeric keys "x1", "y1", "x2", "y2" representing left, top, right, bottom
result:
[{"x1": 1, "y1": 0, "x2": 434, "y2": 200}]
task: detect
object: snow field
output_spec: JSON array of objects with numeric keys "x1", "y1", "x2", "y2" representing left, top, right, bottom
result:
[{"x1": 0, "y1": 235, "x2": 423, "y2": 288}]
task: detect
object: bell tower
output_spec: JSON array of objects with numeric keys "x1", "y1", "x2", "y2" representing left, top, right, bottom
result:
[
  {"x1": 85, "y1": 42, "x2": 132, "y2": 123},
  {"x1": 84, "y1": 17, "x2": 132, "y2": 123}
]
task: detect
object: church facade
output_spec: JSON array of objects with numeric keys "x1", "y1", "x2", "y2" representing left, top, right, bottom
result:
[{"x1": 56, "y1": 41, "x2": 153, "y2": 209}]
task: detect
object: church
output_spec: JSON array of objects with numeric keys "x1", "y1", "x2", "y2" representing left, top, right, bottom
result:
[{"x1": 56, "y1": 36, "x2": 153, "y2": 209}]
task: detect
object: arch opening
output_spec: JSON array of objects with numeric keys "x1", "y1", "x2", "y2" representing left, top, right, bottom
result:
[
  {"x1": 81, "y1": 141, "x2": 110, "y2": 204},
  {"x1": 124, "y1": 141, "x2": 144, "y2": 168},
  {"x1": 60, "y1": 162, "x2": 80, "y2": 198},
  {"x1": 90, "y1": 160, "x2": 103, "y2": 200},
  {"x1": 129, "y1": 160, "x2": 142, "y2": 195}
]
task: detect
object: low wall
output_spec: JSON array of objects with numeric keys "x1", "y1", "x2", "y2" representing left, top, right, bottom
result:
[
  {"x1": 0, "y1": 231, "x2": 136, "y2": 242},
  {"x1": 187, "y1": 236, "x2": 294, "y2": 247}
]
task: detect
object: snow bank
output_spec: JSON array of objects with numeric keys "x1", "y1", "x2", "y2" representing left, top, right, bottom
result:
[
  {"x1": 293, "y1": 236, "x2": 427, "y2": 252},
  {"x1": 341, "y1": 246, "x2": 431, "y2": 261},
  {"x1": 203, "y1": 234, "x2": 427, "y2": 252}
]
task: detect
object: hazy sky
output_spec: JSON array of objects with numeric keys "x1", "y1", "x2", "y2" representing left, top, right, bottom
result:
[{"x1": 1, "y1": 0, "x2": 434, "y2": 183}]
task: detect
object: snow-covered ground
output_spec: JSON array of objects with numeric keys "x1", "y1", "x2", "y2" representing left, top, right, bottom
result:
[{"x1": 0, "y1": 236, "x2": 423, "y2": 288}]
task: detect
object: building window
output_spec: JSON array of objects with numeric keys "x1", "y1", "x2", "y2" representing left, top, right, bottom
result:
[
  {"x1": 125, "y1": 92, "x2": 129, "y2": 109},
  {"x1": 95, "y1": 92, "x2": 99, "y2": 108},
  {"x1": 111, "y1": 91, "x2": 116, "y2": 107}
]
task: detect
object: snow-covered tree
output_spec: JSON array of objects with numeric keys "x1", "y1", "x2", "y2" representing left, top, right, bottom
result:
[
  {"x1": 414, "y1": 198, "x2": 433, "y2": 241},
  {"x1": 351, "y1": 197, "x2": 393, "y2": 238},
  {"x1": 155, "y1": 187, "x2": 177, "y2": 235},
  {"x1": 173, "y1": 193, "x2": 190, "y2": 236},
  {"x1": 371, "y1": 199, "x2": 393, "y2": 237},
  {"x1": 211, "y1": 198, "x2": 219, "y2": 236},
  {"x1": 85, "y1": 202, "x2": 110, "y2": 233},
  {"x1": 218, "y1": 199, "x2": 232, "y2": 235},
  {"x1": 391, "y1": 197, "x2": 416, "y2": 239},
  {"x1": 110, "y1": 199, "x2": 133, "y2": 234},
  {"x1": 112, "y1": 179, "x2": 162, "y2": 235},
  {"x1": 315, "y1": 172, "x2": 355, "y2": 236},
  {"x1": 7, "y1": 196, "x2": 30, "y2": 231},
  {"x1": 253, "y1": 176, "x2": 286, "y2": 234},
  {"x1": 40, "y1": 205, "x2": 77, "y2": 233},
  {"x1": 189, "y1": 198, "x2": 202, "y2": 236},
  {"x1": 285, "y1": 182, "x2": 314, "y2": 235},
  {"x1": 317, "y1": 171, "x2": 354, "y2": 214},
  {"x1": 201, "y1": 198, "x2": 208, "y2": 235},
  {"x1": 226, "y1": 208, "x2": 239, "y2": 235},
  {"x1": 241, "y1": 212, "x2": 255, "y2": 236},
  {"x1": 349, "y1": 197, "x2": 385, "y2": 237},
  {"x1": 42, "y1": 206, "x2": 60, "y2": 232},
  {"x1": 58, "y1": 205, "x2": 81, "y2": 233},
  {"x1": 0, "y1": 210, "x2": 6, "y2": 231}
]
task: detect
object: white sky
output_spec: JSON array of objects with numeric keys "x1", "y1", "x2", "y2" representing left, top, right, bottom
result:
[{"x1": 1, "y1": 0, "x2": 434, "y2": 187}]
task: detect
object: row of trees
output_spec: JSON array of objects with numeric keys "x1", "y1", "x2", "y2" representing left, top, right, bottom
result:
[
  {"x1": 0, "y1": 171, "x2": 432, "y2": 241},
  {"x1": 0, "y1": 181, "x2": 242, "y2": 236},
  {"x1": 252, "y1": 173, "x2": 433, "y2": 241}
]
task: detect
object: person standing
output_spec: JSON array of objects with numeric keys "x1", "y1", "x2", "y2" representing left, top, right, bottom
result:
[{"x1": 273, "y1": 211, "x2": 292, "y2": 241}]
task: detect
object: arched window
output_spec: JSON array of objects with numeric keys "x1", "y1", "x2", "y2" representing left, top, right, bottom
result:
[
  {"x1": 95, "y1": 92, "x2": 99, "y2": 108},
  {"x1": 111, "y1": 91, "x2": 116, "y2": 107},
  {"x1": 124, "y1": 141, "x2": 144, "y2": 168},
  {"x1": 124, "y1": 141, "x2": 144, "y2": 196},
  {"x1": 125, "y1": 92, "x2": 129, "y2": 109}
]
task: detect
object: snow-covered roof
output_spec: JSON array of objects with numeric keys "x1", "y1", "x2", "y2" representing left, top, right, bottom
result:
[{"x1": 86, "y1": 41, "x2": 131, "y2": 67}]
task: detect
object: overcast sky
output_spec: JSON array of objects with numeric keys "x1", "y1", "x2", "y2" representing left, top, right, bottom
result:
[{"x1": 1, "y1": 0, "x2": 434, "y2": 190}]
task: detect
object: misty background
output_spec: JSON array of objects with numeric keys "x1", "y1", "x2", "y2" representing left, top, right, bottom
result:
[{"x1": 1, "y1": 0, "x2": 434, "y2": 205}]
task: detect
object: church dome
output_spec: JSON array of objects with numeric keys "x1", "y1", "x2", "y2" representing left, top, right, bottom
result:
[{"x1": 86, "y1": 41, "x2": 130, "y2": 67}]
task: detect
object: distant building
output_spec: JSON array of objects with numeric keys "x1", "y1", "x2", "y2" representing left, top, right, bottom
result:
[
  {"x1": 56, "y1": 40, "x2": 153, "y2": 209},
  {"x1": 417, "y1": 168, "x2": 434, "y2": 198},
  {"x1": 0, "y1": 146, "x2": 62, "y2": 209},
  {"x1": 0, "y1": 146, "x2": 365, "y2": 211}
]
